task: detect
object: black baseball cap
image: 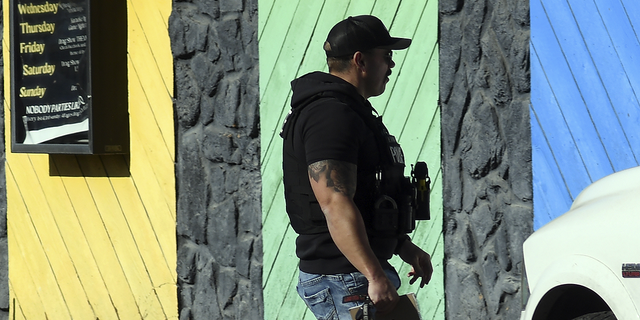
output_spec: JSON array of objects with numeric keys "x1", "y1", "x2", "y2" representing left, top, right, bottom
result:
[{"x1": 324, "y1": 15, "x2": 412, "y2": 57}]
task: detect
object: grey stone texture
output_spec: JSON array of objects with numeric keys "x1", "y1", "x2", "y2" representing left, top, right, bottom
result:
[
  {"x1": 440, "y1": 0, "x2": 532, "y2": 319},
  {"x1": 170, "y1": 0, "x2": 262, "y2": 319}
]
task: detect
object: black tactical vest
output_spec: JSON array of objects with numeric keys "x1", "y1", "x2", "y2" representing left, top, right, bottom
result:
[{"x1": 281, "y1": 91, "x2": 410, "y2": 235}]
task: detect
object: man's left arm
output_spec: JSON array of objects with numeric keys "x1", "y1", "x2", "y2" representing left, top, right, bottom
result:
[{"x1": 396, "y1": 239, "x2": 433, "y2": 287}]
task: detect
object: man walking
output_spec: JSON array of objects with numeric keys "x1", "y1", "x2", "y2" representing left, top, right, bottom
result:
[{"x1": 281, "y1": 15, "x2": 433, "y2": 319}]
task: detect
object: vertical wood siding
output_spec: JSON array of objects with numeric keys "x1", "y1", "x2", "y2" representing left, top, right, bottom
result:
[
  {"x1": 259, "y1": 0, "x2": 443, "y2": 318},
  {"x1": 531, "y1": 0, "x2": 640, "y2": 229},
  {"x1": 2, "y1": 0, "x2": 177, "y2": 318}
]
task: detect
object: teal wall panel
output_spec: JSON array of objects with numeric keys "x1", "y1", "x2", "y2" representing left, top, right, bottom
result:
[{"x1": 259, "y1": 0, "x2": 442, "y2": 318}]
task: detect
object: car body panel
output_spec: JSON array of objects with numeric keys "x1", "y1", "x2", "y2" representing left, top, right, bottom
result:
[{"x1": 521, "y1": 166, "x2": 640, "y2": 320}]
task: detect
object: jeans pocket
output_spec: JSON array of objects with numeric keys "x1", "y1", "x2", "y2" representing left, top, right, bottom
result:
[
  {"x1": 298, "y1": 279, "x2": 338, "y2": 320},
  {"x1": 343, "y1": 272, "x2": 368, "y2": 295}
]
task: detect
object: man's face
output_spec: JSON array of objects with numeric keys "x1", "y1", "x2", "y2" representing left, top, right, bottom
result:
[{"x1": 361, "y1": 48, "x2": 395, "y2": 98}]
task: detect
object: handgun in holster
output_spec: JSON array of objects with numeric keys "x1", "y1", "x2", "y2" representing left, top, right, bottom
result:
[{"x1": 343, "y1": 294, "x2": 375, "y2": 320}]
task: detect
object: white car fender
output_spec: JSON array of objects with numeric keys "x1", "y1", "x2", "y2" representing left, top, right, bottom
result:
[{"x1": 521, "y1": 254, "x2": 640, "y2": 320}]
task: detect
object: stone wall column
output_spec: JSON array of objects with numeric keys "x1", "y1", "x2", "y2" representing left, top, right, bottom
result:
[
  {"x1": 440, "y1": 0, "x2": 532, "y2": 319},
  {"x1": 169, "y1": 0, "x2": 262, "y2": 319}
]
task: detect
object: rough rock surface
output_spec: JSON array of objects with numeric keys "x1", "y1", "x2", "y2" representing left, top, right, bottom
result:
[
  {"x1": 170, "y1": 0, "x2": 263, "y2": 319},
  {"x1": 440, "y1": 0, "x2": 533, "y2": 319}
]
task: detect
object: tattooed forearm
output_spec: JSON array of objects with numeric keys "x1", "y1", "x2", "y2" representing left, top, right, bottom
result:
[{"x1": 308, "y1": 160, "x2": 357, "y2": 196}]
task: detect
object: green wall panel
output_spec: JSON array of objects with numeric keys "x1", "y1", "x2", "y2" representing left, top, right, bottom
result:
[{"x1": 259, "y1": 1, "x2": 442, "y2": 318}]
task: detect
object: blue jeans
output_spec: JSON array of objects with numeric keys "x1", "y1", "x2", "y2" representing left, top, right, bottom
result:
[{"x1": 296, "y1": 269, "x2": 401, "y2": 320}]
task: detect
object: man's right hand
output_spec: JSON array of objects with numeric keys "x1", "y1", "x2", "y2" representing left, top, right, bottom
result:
[
  {"x1": 307, "y1": 160, "x2": 399, "y2": 314},
  {"x1": 367, "y1": 275, "x2": 399, "y2": 314}
]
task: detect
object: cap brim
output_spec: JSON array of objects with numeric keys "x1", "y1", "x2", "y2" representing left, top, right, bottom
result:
[{"x1": 378, "y1": 37, "x2": 412, "y2": 50}]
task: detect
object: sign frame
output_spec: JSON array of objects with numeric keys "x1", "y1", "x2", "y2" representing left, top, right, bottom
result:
[{"x1": 9, "y1": 0, "x2": 129, "y2": 155}]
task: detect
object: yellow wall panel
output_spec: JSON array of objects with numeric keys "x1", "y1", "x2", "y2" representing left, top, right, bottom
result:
[
  {"x1": 52, "y1": 156, "x2": 142, "y2": 317},
  {"x1": 3, "y1": 0, "x2": 177, "y2": 319},
  {"x1": 6, "y1": 168, "x2": 68, "y2": 320},
  {"x1": 128, "y1": 0, "x2": 174, "y2": 91},
  {"x1": 128, "y1": 0, "x2": 175, "y2": 158},
  {"x1": 7, "y1": 155, "x2": 94, "y2": 319},
  {"x1": 26, "y1": 154, "x2": 119, "y2": 319},
  {"x1": 129, "y1": 64, "x2": 176, "y2": 215}
]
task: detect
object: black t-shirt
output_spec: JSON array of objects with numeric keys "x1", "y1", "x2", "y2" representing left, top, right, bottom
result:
[{"x1": 285, "y1": 72, "x2": 400, "y2": 274}]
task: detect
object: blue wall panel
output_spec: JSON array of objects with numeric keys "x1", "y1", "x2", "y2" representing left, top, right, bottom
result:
[
  {"x1": 530, "y1": 45, "x2": 592, "y2": 200},
  {"x1": 531, "y1": 108, "x2": 574, "y2": 230},
  {"x1": 531, "y1": 0, "x2": 640, "y2": 229}
]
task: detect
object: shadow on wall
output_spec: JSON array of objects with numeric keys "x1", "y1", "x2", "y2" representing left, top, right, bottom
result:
[{"x1": 49, "y1": 154, "x2": 131, "y2": 177}]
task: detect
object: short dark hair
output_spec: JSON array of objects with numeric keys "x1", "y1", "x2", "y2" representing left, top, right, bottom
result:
[{"x1": 327, "y1": 55, "x2": 353, "y2": 73}]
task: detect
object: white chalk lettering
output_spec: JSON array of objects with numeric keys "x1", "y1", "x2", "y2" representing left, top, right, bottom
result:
[
  {"x1": 60, "y1": 60, "x2": 80, "y2": 68},
  {"x1": 58, "y1": 37, "x2": 76, "y2": 46},
  {"x1": 69, "y1": 16, "x2": 86, "y2": 23},
  {"x1": 59, "y1": 3, "x2": 83, "y2": 13},
  {"x1": 69, "y1": 49, "x2": 86, "y2": 56},
  {"x1": 24, "y1": 98, "x2": 86, "y2": 115}
]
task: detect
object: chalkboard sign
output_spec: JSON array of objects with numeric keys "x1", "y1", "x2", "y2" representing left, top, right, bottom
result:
[{"x1": 10, "y1": 0, "x2": 128, "y2": 154}]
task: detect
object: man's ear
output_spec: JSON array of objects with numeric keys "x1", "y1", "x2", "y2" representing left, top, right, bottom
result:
[{"x1": 353, "y1": 51, "x2": 366, "y2": 71}]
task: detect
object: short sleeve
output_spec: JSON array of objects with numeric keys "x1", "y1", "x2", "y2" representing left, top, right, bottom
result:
[{"x1": 299, "y1": 102, "x2": 367, "y2": 166}]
